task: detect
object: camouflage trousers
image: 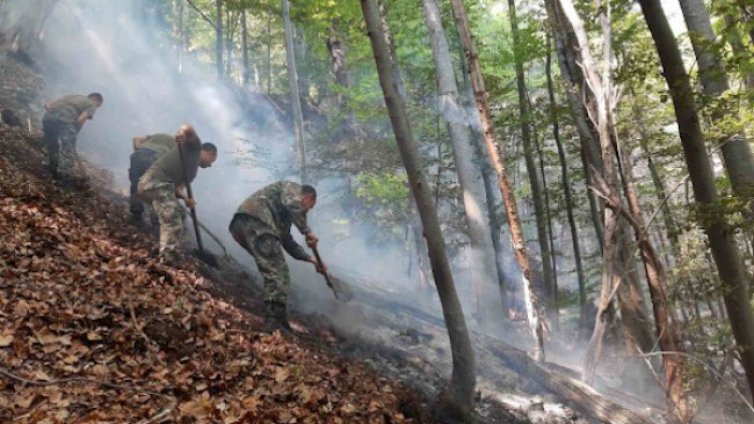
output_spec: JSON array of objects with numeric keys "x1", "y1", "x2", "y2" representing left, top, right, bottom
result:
[
  {"x1": 43, "y1": 116, "x2": 79, "y2": 179},
  {"x1": 229, "y1": 214, "x2": 290, "y2": 305},
  {"x1": 128, "y1": 149, "x2": 159, "y2": 217},
  {"x1": 138, "y1": 181, "x2": 186, "y2": 260}
]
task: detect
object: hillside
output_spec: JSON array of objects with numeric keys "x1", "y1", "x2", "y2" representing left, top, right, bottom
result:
[{"x1": 0, "y1": 123, "x2": 420, "y2": 422}]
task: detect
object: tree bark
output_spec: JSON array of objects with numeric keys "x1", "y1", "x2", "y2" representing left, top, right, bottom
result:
[
  {"x1": 326, "y1": 25, "x2": 357, "y2": 141},
  {"x1": 241, "y1": 9, "x2": 250, "y2": 87},
  {"x1": 281, "y1": 0, "x2": 307, "y2": 182},
  {"x1": 546, "y1": 34, "x2": 587, "y2": 329},
  {"x1": 422, "y1": 0, "x2": 501, "y2": 323},
  {"x1": 723, "y1": 13, "x2": 754, "y2": 94},
  {"x1": 215, "y1": 0, "x2": 224, "y2": 77},
  {"x1": 0, "y1": 0, "x2": 60, "y2": 61},
  {"x1": 639, "y1": 0, "x2": 754, "y2": 404},
  {"x1": 679, "y1": 0, "x2": 754, "y2": 199},
  {"x1": 361, "y1": 0, "x2": 476, "y2": 419},
  {"x1": 509, "y1": 0, "x2": 556, "y2": 327},
  {"x1": 611, "y1": 139, "x2": 691, "y2": 423},
  {"x1": 450, "y1": 0, "x2": 546, "y2": 361},
  {"x1": 267, "y1": 6, "x2": 273, "y2": 94}
]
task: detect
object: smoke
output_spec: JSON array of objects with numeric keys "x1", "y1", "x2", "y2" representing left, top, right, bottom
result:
[{"x1": 32, "y1": 0, "x2": 449, "y2": 318}]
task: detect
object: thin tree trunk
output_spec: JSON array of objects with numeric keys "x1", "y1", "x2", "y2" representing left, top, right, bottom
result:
[
  {"x1": 509, "y1": 0, "x2": 556, "y2": 328},
  {"x1": 455, "y1": 29, "x2": 511, "y2": 310},
  {"x1": 376, "y1": 0, "x2": 405, "y2": 99},
  {"x1": 612, "y1": 137, "x2": 691, "y2": 423},
  {"x1": 639, "y1": 0, "x2": 754, "y2": 404},
  {"x1": 225, "y1": 9, "x2": 235, "y2": 79},
  {"x1": 361, "y1": 0, "x2": 476, "y2": 418},
  {"x1": 215, "y1": 0, "x2": 224, "y2": 77},
  {"x1": 534, "y1": 121, "x2": 559, "y2": 330},
  {"x1": 267, "y1": 6, "x2": 273, "y2": 94},
  {"x1": 281, "y1": 0, "x2": 307, "y2": 182},
  {"x1": 450, "y1": 0, "x2": 546, "y2": 361},
  {"x1": 422, "y1": 0, "x2": 501, "y2": 323},
  {"x1": 547, "y1": 34, "x2": 586, "y2": 329},
  {"x1": 0, "y1": 0, "x2": 60, "y2": 60},
  {"x1": 241, "y1": 9, "x2": 250, "y2": 87},
  {"x1": 723, "y1": 13, "x2": 754, "y2": 94},
  {"x1": 326, "y1": 25, "x2": 357, "y2": 140},
  {"x1": 680, "y1": 0, "x2": 754, "y2": 198},
  {"x1": 176, "y1": 0, "x2": 185, "y2": 74}
]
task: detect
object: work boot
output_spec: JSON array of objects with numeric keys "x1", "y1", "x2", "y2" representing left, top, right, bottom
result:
[{"x1": 263, "y1": 302, "x2": 294, "y2": 335}]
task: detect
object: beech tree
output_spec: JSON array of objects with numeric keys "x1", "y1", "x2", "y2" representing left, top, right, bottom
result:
[{"x1": 360, "y1": 0, "x2": 476, "y2": 419}]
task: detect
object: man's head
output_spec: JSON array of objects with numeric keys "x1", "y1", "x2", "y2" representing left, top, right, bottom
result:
[
  {"x1": 200, "y1": 143, "x2": 218, "y2": 168},
  {"x1": 87, "y1": 92, "x2": 103, "y2": 107},
  {"x1": 301, "y1": 184, "x2": 317, "y2": 210}
]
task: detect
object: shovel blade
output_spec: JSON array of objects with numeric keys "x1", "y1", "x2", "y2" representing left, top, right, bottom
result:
[{"x1": 327, "y1": 274, "x2": 354, "y2": 302}]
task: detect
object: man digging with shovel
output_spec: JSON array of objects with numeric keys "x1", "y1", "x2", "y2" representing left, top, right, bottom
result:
[
  {"x1": 138, "y1": 124, "x2": 217, "y2": 265},
  {"x1": 229, "y1": 181, "x2": 329, "y2": 334}
]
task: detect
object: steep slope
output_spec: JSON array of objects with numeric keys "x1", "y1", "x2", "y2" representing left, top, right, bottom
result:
[{"x1": 0, "y1": 126, "x2": 417, "y2": 422}]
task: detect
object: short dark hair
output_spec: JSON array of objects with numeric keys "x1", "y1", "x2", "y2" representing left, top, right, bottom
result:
[
  {"x1": 87, "y1": 92, "x2": 103, "y2": 103},
  {"x1": 201, "y1": 142, "x2": 218, "y2": 154},
  {"x1": 301, "y1": 184, "x2": 317, "y2": 198}
]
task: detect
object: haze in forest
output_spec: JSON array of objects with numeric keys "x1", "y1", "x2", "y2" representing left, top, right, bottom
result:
[{"x1": 35, "y1": 0, "x2": 452, "y2": 319}]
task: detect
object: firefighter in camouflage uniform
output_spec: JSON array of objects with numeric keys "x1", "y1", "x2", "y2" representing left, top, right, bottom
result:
[{"x1": 229, "y1": 181, "x2": 325, "y2": 333}]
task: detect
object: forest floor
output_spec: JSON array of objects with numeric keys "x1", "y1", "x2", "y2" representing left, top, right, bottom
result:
[{"x1": 0, "y1": 53, "x2": 538, "y2": 423}]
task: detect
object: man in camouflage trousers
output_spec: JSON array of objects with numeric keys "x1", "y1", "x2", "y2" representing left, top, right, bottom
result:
[
  {"x1": 229, "y1": 181, "x2": 326, "y2": 334},
  {"x1": 129, "y1": 133, "x2": 179, "y2": 226},
  {"x1": 43, "y1": 93, "x2": 103, "y2": 185},
  {"x1": 137, "y1": 125, "x2": 218, "y2": 263}
]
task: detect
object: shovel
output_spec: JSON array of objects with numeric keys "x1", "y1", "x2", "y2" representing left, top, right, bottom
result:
[
  {"x1": 311, "y1": 246, "x2": 353, "y2": 302},
  {"x1": 177, "y1": 143, "x2": 219, "y2": 268}
]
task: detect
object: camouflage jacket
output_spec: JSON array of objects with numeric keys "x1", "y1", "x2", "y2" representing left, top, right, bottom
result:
[{"x1": 235, "y1": 181, "x2": 311, "y2": 261}]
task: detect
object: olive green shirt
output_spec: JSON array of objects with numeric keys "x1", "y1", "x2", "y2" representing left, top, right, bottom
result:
[
  {"x1": 45, "y1": 95, "x2": 97, "y2": 124},
  {"x1": 138, "y1": 134, "x2": 175, "y2": 157},
  {"x1": 143, "y1": 139, "x2": 202, "y2": 188}
]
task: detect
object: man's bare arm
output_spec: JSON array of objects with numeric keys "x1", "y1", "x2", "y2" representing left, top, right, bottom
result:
[{"x1": 132, "y1": 136, "x2": 147, "y2": 150}]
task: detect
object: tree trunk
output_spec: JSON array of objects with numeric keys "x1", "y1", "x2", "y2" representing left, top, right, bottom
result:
[
  {"x1": 326, "y1": 25, "x2": 357, "y2": 141},
  {"x1": 377, "y1": 0, "x2": 405, "y2": 99},
  {"x1": 241, "y1": 9, "x2": 250, "y2": 87},
  {"x1": 450, "y1": 0, "x2": 546, "y2": 361},
  {"x1": 225, "y1": 9, "x2": 235, "y2": 79},
  {"x1": 360, "y1": 0, "x2": 476, "y2": 419},
  {"x1": 0, "y1": 0, "x2": 60, "y2": 61},
  {"x1": 533, "y1": 102, "x2": 559, "y2": 330},
  {"x1": 612, "y1": 139, "x2": 691, "y2": 422},
  {"x1": 173, "y1": 0, "x2": 185, "y2": 74},
  {"x1": 422, "y1": 0, "x2": 501, "y2": 323},
  {"x1": 546, "y1": 34, "x2": 587, "y2": 329},
  {"x1": 215, "y1": 0, "x2": 224, "y2": 78},
  {"x1": 281, "y1": 0, "x2": 307, "y2": 182},
  {"x1": 267, "y1": 6, "x2": 273, "y2": 94},
  {"x1": 639, "y1": 0, "x2": 754, "y2": 404},
  {"x1": 509, "y1": 0, "x2": 556, "y2": 327},
  {"x1": 550, "y1": 0, "x2": 621, "y2": 383},
  {"x1": 455, "y1": 32, "x2": 511, "y2": 311},
  {"x1": 680, "y1": 0, "x2": 754, "y2": 201},
  {"x1": 723, "y1": 13, "x2": 754, "y2": 94}
]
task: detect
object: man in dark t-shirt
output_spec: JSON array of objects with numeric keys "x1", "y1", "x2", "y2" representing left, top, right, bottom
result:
[
  {"x1": 137, "y1": 124, "x2": 217, "y2": 263},
  {"x1": 129, "y1": 133, "x2": 177, "y2": 225}
]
